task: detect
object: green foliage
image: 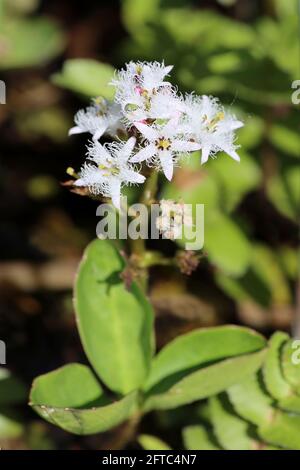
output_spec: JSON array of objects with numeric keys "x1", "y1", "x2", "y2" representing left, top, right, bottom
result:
[
  {"x1": 183, "y1": 425, "x2": 220, "y2": 450},
  {"x1": 120, "y1": 0, "x2": 298, "y2": 312},
  {"x1": 182, "y1": 332, "x2": 300, "y2": 450},
  {"x1": 30, "y1": 364, "x2": 138, "y2": 435},
  {"x1": 0, "y1": 4, "x2": 65, "y2": 69},
  {"x1": 74, "y1": 239, "x2": 154, "y2": 395},
  {"x1": 0, "y1": 368, "x2": 27, "y2": 439},
  {"x1": 121, "y1": 0, "x2": 295, "y2": 103},
  {"x1": 138, "y1": 434, "x2": 172, "y2": 450},
  {"x1": 20, "y1": 0, "x2": 299, "y2": 450},
  {"x1": 162, "y1": 157, "x2": 255, "y2": 276},
  {"x1": 30, "y1": 239, "x2": 268, "y2": 436},
  {"x1": 52, "y1": 59, "x2": 115, "y2": 99},
  {"x1": 0, "y1": 367, "x2": 27, "y2": 405}
]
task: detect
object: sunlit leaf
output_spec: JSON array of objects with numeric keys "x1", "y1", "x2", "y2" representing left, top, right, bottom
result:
[
  {"x1": 30, "y1": 363, "x2": 138, "y2": 435},
  {"x1": 210, "y1": 394, "x2": 256, "y2": 450},
  {"x1": 183, "y1": 424, "x2": 221, "y2": 450},
  {"x1": 75, "y1": 239, "x2": 154, "y2": 395},
  {"x1": 144, "y1": 349, "x2": 267, "y2": 411},
  {"x1": 52, "y1": 59, "x2": 115, "y2": 99},
  {"x1": 138, "y1": 434, "x2": 172, "y2": 450},
  {"x1": 227, "y1": 373, "x2": 273, "y2": 426},
  {"x1": 0, "y1": 17, "x2": 65, "y2": 69}
]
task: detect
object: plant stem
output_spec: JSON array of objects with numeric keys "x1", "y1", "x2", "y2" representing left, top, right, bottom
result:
[
  {"x1": 140, "y1": 170, "x2": 159, "y2": 206},
  {"x1": 129, "y1": 170, "x2": 159, "y2": 291}
]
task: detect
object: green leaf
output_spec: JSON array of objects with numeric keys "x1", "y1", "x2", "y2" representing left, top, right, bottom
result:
[
  {"x1": 215, "y1": 243, "x2": 292, "y2": 307},
  {"x1": 30, "y1": 363, "x2": 106, "y2": 408},
  {"x1": 138, "y1": 434, "x2": 172, "y2": 450},
  {"x1": 52, "y1": 59, "x2": 115, "y2": 99},
  {"x1": 251, "y1": 244, "x2": 291, "y2": 306},
  {"x1": 182, "y1": 425, "x2": 221, "y2": 450},
  {"x1": 0, "y1": 409, "x2": 24, "y2": 439},
  {"x1": 269, "y1": 125, "x2": 300, "y2": 158},
  {"x1": 205, "y1": 212, "x2": 252, "y2": 276},
  {"x1": 29, "y1": 363, "x2": 138, "y2": 435},
  {"x1": 0, "y1": 368, "x2": 27, "y2": 405},
  {"x1": 144, "y1": 348, "x2": 267, "y2": 411},
  {"x1": 163, "y1": 160, "x2": 220, "y2": 211},
  {"x1": 122, "y1": 0, "x2": 160, "y2": 37},
  {"x1": 210, "y1": 394, "x2": 256, "y2": 450},
  {"x1": 208, "y1": 150, "x2": 262, "y2": 212},
  {"x1": 0, "y1": 17, "x2": 65, "y2": 69},
  {"x1": 144, "y1": 326, "x2": 266, "y2": 391},
  {"x1": 278, "y1": 395, "x2": 300, "y2": 414},
  {"x1": 263, "y1": 332, "x2": 291, "y2": 400},
  {"x1": 267, "y1": 166, "x2": 300, "y2": 221},
  {"x1": 74, "y1": 239, "x2": 154, "y2": 395},
  {"x1": 259, "y1": 411, "x2": 300, "y2": 450},
  {"x1": 227, "y1": 373, "x2": 273, "y2": 426},
  {"x1": 281, "y1": 340, "x2": 300, "y2": 394},
  {"x1": 236, "y1": 115, "x2": 264, "y2": 150},
  {"x1": 278, "y1": 246, "x2": 299, "y2": 281}
]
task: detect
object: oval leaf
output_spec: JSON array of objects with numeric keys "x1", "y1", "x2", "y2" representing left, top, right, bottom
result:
[
  {"x1": 144, "y1": 326, "x2": 266, "y2": 391},
  {"x1": 144, "y1": 348, "x2": 267, "y2": 411},
  {"x1": 183, "y1": 425, "x2": 221, "y2": 450},
  {"x1": 210, "y1": 394, "x2": 256, "y2": 450},
  {"x1": 263, "y1": 332, "x2": 291, "y2": 400},
  {"x1": 74, "y1": 239, "x2": 154, "y2": 395},
  {"x1": 227, "y1": 373, "x2": 273, "y2": 426},
  {"x1": 138, "y1": 434, "x2": 172, "y2": 450},
  {"x1": 52, "y1": 59, "x2": 115, "y2": 99},
  {"x1": 29, "y1": 363, "x2": 138, "y2": 435}
]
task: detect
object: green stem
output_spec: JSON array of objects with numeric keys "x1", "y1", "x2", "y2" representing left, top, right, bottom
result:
[
  {"x1": 129, "y1": 170, "x2": 159, "y2": 291},
  {"x1": 140, "y1": 170, "x2": 159, "y2": 206}
]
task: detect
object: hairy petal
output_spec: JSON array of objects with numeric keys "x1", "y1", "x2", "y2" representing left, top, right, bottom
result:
[
  {"x1": 131, "y1": 144, "x2": 156, "y2": 163},
  {"x1": 159, "y1": 150, "x2": 174, "y2": 181},
  {"x1": 171, "y1": 140, "x2": 201, "y2": 153}
]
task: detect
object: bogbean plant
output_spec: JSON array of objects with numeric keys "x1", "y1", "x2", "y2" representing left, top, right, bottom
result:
[{"x1": 29, "y1": 63, "x2": 298, "y2": 450}]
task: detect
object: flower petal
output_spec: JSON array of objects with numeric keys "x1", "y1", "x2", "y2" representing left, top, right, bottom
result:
[
  {"x1": 126, "y1": 169, "x2": 146, "y2": 184},
  {"x1": 134, "y1": 122, "x2": 158, "y2": 141},
  {"x1": 119, "y1": 136, "x2": 136, "y2": 160},
  {"x1": 172, "y1": 140, "x2": 201, "y2": 153},
  {"x1": 162, "y1": 117, "x2": 179, "y2": 136},
  {"x1": 130, "y1": 144, "x2": 156, "y2": 163},
  {"x1": 222, "y1": 147, "x2": 240, "y2": 162},
  {"x1": 201, "y1": 146, "x2": 211, "y2": 164},
  {"x1": 159, "y1": 150, "x2": 174, "y2": 181},
  {"x1": 88, "y1": 141, "x2": 111, "y2": 163},
  {"x1": 109, "y1": 179, "x2": 122, "y2": 209},
  {"x1": 69, "y1": 126, "x2": 83, "y2": 136},
  {"x1": 230, "y1": 120, "x2": 244, "y2": 130},
  {"x1": 92, "y1": 124, "x2": 108, "y2": 141}
]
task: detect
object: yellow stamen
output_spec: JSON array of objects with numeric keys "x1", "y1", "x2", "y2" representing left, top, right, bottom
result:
[{"x1": 156, "y1": 137, "x2": 172, "y2": 151}]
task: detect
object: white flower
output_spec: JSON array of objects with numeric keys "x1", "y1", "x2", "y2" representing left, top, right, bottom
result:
[
  {"x1": 148, "y1": 90, "x2": 185, "y2": 121},
  {"x1": 110, "y1": 61, "x2": 178, "y2": 124},
  {"x1": 130, "y1": 119, "x2": 201, "y2": 181},
  {"x1": 69, "y1": 97, "x2": 123, "y2": 141},
  {"x1": 111, "y1": 61, "x2": 173, "y2": 97},
  {"x1": 74, "y1": 137, "x2": 145, "y2": 208},
  {"x1": 183, "y1": 94, "x2": 243, "y2": 164}
]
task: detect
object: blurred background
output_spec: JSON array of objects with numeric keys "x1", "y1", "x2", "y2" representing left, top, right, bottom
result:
[{"x1": 0, "y1": 0, "x2": 299, "y2": 450}]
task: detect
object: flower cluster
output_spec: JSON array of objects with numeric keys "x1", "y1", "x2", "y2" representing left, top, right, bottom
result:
[
  {"x1": 156, "y1": 199, "x2": 193, "y2": 240},
  {"x1": 69, "y1": 61, "x2": 243, "y2": 208}
]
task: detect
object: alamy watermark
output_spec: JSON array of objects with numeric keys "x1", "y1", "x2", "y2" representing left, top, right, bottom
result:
[
  {"x1": 0, "y1": 80, "x2": 6, "y2": 104},
  {"x1": 291, "y1": 80, "x2": 300, "y2": 105},
  {"x1": 291, "y1": 340, "x2": 300, "y2": 365},
  {"x1": 0, "y1": 340, "x2": 6, "y2": 364},
  {"x1": 95, "y1": 198, "x2": 204, "y2": 251}
]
